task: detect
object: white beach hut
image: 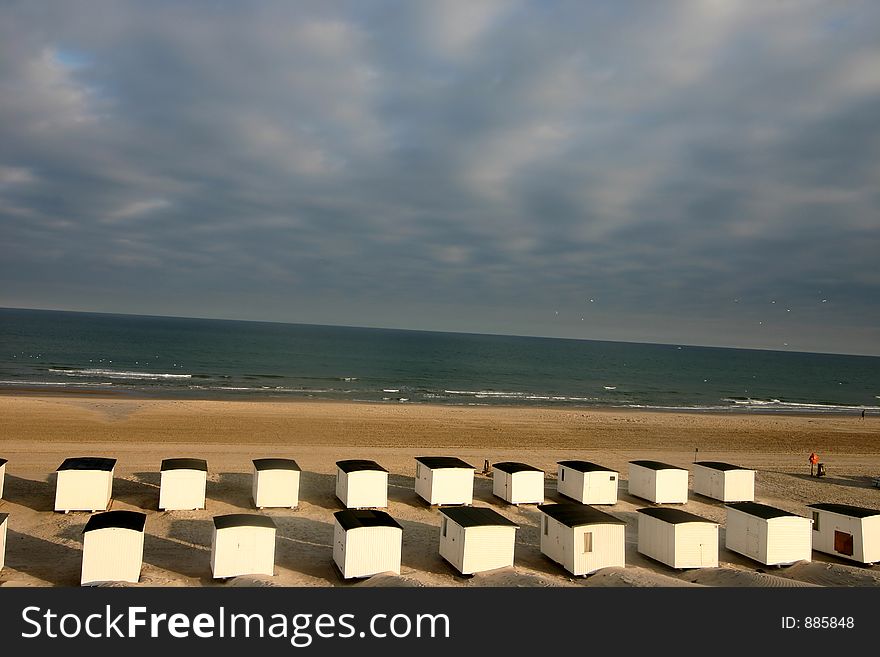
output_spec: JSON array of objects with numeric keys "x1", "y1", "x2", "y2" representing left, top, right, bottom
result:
[
  {"x1": 0, "y1": 457, "x2": 6, "y2": 499},
  {"x1": 415, "y1": 456, "x2": 475, "y2": 506},
  {"x1": 637, "y1": 507, "x2": 719, "y2": 569},
  {"x1": 80, "y1": 510, "x2": 146, "y2": 586},
  {"x1": 692, "y1": 461, "x2": 755, "y2": 502},
  {"x1": 439, "y1": 506, "x2": 519, "y2": 575},
  {"x1": 492, "y1": 462, "x2": 545, "y2": 505},
  {"x1": 538, "y1": 503, "x2": 626, "y2": 576},
  {"x1": 54, "y1": 457, "x2": 116, "y2": 513},
  {"x1": 628, "y1": 460, "x2": 689, "y2": 504},
  {"x1": 807, "y1": 503, "x2": 880, "y2": 565},
  {"x1": 556, "y1": 460, "x2": 619, "y2": 504},
  {"x1": 159, "y1": 458, "x2": 207, "y2": 511},
  {"x1": 725, "y1": 501, "x2": 812, "y2": 566},
  {"x1": 252, "y1": 458, "x2": 301, "y2": 509},
  {"x1": 210, "y1": 514, "x2": 277, "y2": 579},
  {"x1": 0, "y1": 513, "x2": 7, "y2": 572},
  {"x1": 333, "y1": 509, "x2": 403, "y2": 579},
  {"x1": 335, "y1": 460, "x2": 388, "y2": 509}
]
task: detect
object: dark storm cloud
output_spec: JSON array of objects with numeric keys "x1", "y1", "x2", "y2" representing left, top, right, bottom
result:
[{"x1": 1, "y1": 1, "x2": 879, "y2": 354}]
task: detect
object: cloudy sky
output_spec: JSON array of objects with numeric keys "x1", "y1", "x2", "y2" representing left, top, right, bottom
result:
[{"x1": 1, "y1": 1, "x2": 879, "y2": 355}]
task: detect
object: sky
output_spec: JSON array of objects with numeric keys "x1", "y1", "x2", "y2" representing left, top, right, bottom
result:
[{"x1": 1, "y1": 1, "x2": 879, "y2": 356}]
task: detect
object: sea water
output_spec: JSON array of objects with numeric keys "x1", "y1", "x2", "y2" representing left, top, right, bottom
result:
[{"x1": 1, "y1": 308, "x2": 878, "y2": 413}]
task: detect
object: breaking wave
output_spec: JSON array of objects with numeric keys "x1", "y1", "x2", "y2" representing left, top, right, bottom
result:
[{"x1": 49, "y1": 368, "x2": 192, "y2": 380}]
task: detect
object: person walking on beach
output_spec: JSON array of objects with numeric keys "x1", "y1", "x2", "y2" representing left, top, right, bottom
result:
[
  {"x1": 862, "y1": 409, "x2": 866, "y2": 420},
  {"x1": 809, "y1": 452, "x2": 819, "y2": 476}
]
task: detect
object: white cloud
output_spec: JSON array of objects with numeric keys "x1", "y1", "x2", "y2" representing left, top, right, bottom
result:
[
  {"x1": 106, "y1": 198, "x2": 171, "y2": 221},
  {"x1": 418, "y1": 1, "x2": 512, "y2": 57},
  {"x1": 836, "y1": 49, "x2": 880, "y2": 96},
  {"x1": 11, "y1": 48, "x2": 104, "y2": 132},
  {"x1": 462, "y1": 121, "x2": 570, "y2": 201},
  {"x1": 0, "y1": 165, "x2": 36, "y2": 186}
]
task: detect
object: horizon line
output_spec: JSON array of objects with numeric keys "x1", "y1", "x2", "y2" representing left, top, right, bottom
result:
[{"x1": 2, "y1": 304, "x2": 877, "y2": 359}]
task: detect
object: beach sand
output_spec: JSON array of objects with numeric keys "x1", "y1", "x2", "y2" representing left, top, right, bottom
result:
[{"x1": 0, "y1": 394, "x2": 878, "y2": 588}]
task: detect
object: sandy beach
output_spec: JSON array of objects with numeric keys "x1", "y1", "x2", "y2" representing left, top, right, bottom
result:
[{"x1": 0, "y1": 394, "x2": 878, "y2": 588}]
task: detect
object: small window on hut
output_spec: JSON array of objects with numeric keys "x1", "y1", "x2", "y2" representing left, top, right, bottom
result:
[
  {"x1": 416, "y1": 463, "x2": 421, "y2": 478},
  {"x1": 543, "y1": 517, "x2": 548, "y2": 535},
  {"x1": 561, "y1": 469, "x2": 565, "y2": 481},
  {"x1": 812, "y1": 512, "x2": 820, "y2": 531},
  {"x1": 584, "y1": 532, "x2": 593, "y2": 553},
  {"x1": 442, "y1": 518, "x2": 447, "y2": 537},
  {"x1": 609, "y1": 475, "x2": 616, "y2": 481}
]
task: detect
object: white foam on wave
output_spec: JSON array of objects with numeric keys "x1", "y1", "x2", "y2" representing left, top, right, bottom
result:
[
  {"x1": 49, "y1": 368, "x2": 191, "y2": 380},
  {"x1": 436, "y1": 390, "x2": 602, "y2": 403},
  {"x1": 188, "y1": 385, "x2": 341, "y2": 394},
  {"x1": 727, "y1": 398, "x2": 774, "y2": 405},
  {"x1": 446, "y1": 390, "x2": 526, "y2": 397},
  {"x1": 0, "y1": 380, "x2": 113, "y2": 387},
  {"x1": 722, "y1": 397, "x2": 878, "y2": 411},
  {"x1": 624, "y1": 404, "x2": 733, "y2": 411}
]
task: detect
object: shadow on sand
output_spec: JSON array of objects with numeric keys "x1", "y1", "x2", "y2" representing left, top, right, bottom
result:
[
  {"x1": 111, "y1": 476, "x2": 160, "y2": 511},
  {"x1": 207, "y1": 472, "x2": 254, "y2": 509},
  {"x1": 787, "y1": 471, "x2": 877, "y2": 490},
  {"x1": 2, "y1": 474, "x2": 56, "y2": 512},
  {"x1": 5, "y1": 530, "x2": 82, "y2": 585},
  {"x1": 297, "y1": 472, "x2": 340, "y2": 510},
  {"x1": 274, "y1": 516, "x2": 338, "y2": 582},
  {"x1": 142, "y1": 532, "x2": 212, "y2": 582}
]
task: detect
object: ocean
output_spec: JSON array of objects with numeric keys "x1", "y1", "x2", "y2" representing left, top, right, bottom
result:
[{"x1": 1, "y1": 308, "x2": 878, "y2": 414}]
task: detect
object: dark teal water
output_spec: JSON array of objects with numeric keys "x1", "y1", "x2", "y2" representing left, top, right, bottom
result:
[{"x1": 1, "y1": 308, "x2": 878, "y2": 413}]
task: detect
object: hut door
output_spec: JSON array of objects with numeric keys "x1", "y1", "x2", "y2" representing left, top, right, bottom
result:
[
  {"x1": 746, "y1": 520, "x2": 760, "y2": 556},
  {"x1": 834, "y1": 531, "x2": 854, "y2": 556},
  {"x1": 237, "y1": 531, "x2": 255, "y2": 564},
  {"x1": 713, "y1": 474, "x2": 724, "y2": 501}
]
